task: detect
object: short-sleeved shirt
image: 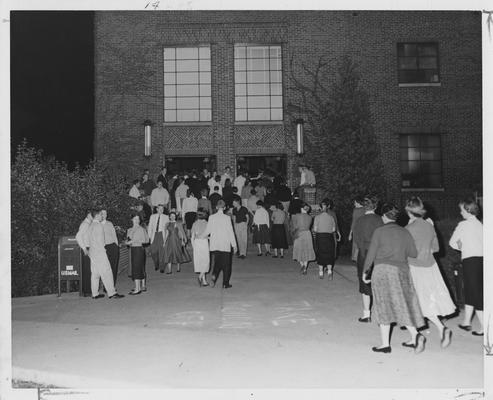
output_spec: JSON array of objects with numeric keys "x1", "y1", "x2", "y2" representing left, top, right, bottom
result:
[{"x1": 233, "y1": 206, "x2": 249, "y2": 223}]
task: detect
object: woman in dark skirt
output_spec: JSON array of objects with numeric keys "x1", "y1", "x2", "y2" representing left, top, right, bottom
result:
[
  {"x1": 313, "y1": 198, "x2": 339, "y2": 280},
  {"x1": 163, "y1": 211, "x2": 192, "y2": 274},
  {"x1": 362, "y1": 203, "x2": 425, "y2": 354},
  {"x1": 126, "y1": 214, "x2": 150, "y2": 295},
  {"x1": 449, "y1": 197, "x2": 483, "y2": 336},
  {"x1": 252, "y1": 200, "x2": 271, "y2": 256},
  {"x1": 270, "y1": 202, "x2": 288, "y2": 258}
]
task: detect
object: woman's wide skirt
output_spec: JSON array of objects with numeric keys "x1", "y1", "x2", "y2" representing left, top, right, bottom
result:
[
  {"x1": 253, "y1": 224, "x2": 271, "y2": 245},
  {"x1": 163, "y1": 234, "x2": 192, "y2": 264},
  {"x1": 193, "y1": 238, "x2": 210, "y2": 273},
  {"x1": 271, "y1": 224, "x2": 288, "y2": 249},
  {"x1": 371, "y1": 263, "x2": 425, "y2": 327},
  {"x1": 409, "y1": 262, "x2": 456, "y2": 318},
  {"x1": 293, "y1": 230, "x2": 315, "y2": 262}
]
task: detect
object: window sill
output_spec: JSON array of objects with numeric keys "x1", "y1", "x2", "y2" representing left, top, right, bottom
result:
[
  {"x1": 401, "y1": 187, "x2": 445, "y2": 192},
  {"x1": 398, "y1": 83, "x2": 441, "y2": 87},
  {"x1": 163, "y1": 122, "x2": 212, "y2": 127},
  {"x1": 234, "y1": 121, "x2": 284, "y2": 126}
]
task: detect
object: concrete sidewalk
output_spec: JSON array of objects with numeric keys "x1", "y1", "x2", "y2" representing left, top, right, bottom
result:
[{"x1": 11, "y1": 250, "x2": 484, "y2": 389}]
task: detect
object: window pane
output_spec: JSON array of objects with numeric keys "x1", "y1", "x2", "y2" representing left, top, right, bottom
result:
[
  {"x1": 398, "y1": 43, "x2": 417, "y2": 57},
  {"x1": 271, "y1": 96, "x2": 282, "y2": 108},
  {"x1": 421, "y1": 148, "x2": 441, "y2": 160},
  {"x1": 248, "y1": 71, "x2": 270, "y2": 83},
  {"x1": 177, "y1": 109, "x2": 200, "y2": 121},
  {"x1": 164, "y1": 73, "x2": 176, "y2": 84},
  {"x1": 270, "y1": 71, "x2": 282, "y2": 83},
  {"x1": 234, "y1": 46, "x2": 246, "y2": 58},
  {"x1": 248, "y1": 96, "x2": 270, "y2": 108},
  {"x1": 199, "y1": 47, "x2": 210, "y2": 59},
  {"x1": 271, "y1": 108, "x2": 283, "y2": 120},
  {"x1": 398, "y1": 70, "x2": 419, "y2": 83},
  {"x1": 176, "y1": 47, "x2": 198, "y2": 59},
  {"x1": 164, "y1": 85, "x2": 176, "y2": 97},
  {"x1": 400, "y1": 147, "x2": 420, "y2": 160},
  {"x1": 248, "y1": 58, "x2": 269, "y2": 71},
  {"x1": 164, "y1": 60, "x2": 175, "y2": 72},
  {"x1": 199, "y1": 84, "x2": 211, "y2": 97},
  {"x1": 270, "y1": 58, "x2": 282, "y2": 70},
  {"x1": 235, "y1": 97, "x2": 247, "y2": 108},
  {"x1": 236, "y1": 109, "x2": 247, "y2": 121},
  {"x1": 248, "y1": 83, "x2": 270, "y2": 95},
  {"x1": 235, "y1": 58, "x2": 246, "y2": 71},
  {"x1": 235, "y1": 84, "x2": 246, "y2": 96},
  {"x1": 235, "y1": 71, "x2": 246, "y2": 83},
  {"x1": 422, "y1": 135, "x2": 440, "y2": 147},
  {"x1": 400, "y1": 135, "x2": 420, "y2": 147},
  {"x1": 418, "y1": 44, "x2": 437, "y2": 56},
  {"x1": 419, "y1": 57, "x2": 437, "y2": 69},
  {"x1": 422, "y1": 161, "x2": 441, "y2": 173},
  {"x1": 200, "y1": 109, "x2": 211, "y2": 121},
  {"x1": 164, "y1": 110, "x2": 176, "y2": 122},
  {"x1": 163, "y1": 48, "x2": 176, "y2": 60},
  {"x1": 271, "y1": 83, "x2": 282, "y2": 95},
  {"x1": 176, "y1": 72, "x2": 199, "y2": 84},
  {"x1": 177, "y1": 97, "x2": 199, "y2": 109},
  {"x1": 199, "y1": 72, "x2": 211, "y2": 84},
  {"x1": 247, "y1": 46, "x2": 269, "y2": 58},
  {"x1": 427, "y1": 174, "x2": 442, "y2": 187},
  {"x1": 177, "y1": 85, "x2": 199, "y2": 96},
  {"x1": 400, "y1": 161, "x2": 411, "y2": 174},
  {"x1": 407, "y1": 161, "x2": 420, "y2": 174},
  {"x1": 398, "y1": 57, "x2": 417, "y2": 70},
  {"x1": 176, "y1": 59, "x2": 199, "y2": 72},
  {"x1": 248, "y1": 108, "x2": 270, "y2": 120},
  {"x1": 164, "y1": 98, "x2": 176, "y2": 110},
  {"x1": 199, "y1": 59, "x2": 211, "y2": 72},
  {"x1": 199, "y1": 97, "x2": 211, "y2": 109},
  {"x1": 424, "y1": 70, "x2": 440, "y2": 83},
  {"x1": 269, "y1": 46, "x2": 281, "y2": 58}
]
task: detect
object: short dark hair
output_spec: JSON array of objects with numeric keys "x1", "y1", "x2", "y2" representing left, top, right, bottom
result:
[
  {"x1": 256, "y1": 200, "x2": 264, "y2": 207},
  {"x1": 133, "y1": 179, "x2": 140, "y2": 185},
  {"x1": 250, "y1": 189, "x2": 257, "y2": 195},
  {"x1": 459, "y1": 197, "x2": 480, "y2": 216},
  {"x1": 213, "y1": 186, "x2": 220, "y2": 191},
  {"x1": 363, "y1": 195, "x2": 379, "y2": 211},
  {"x1": 90, "y1": 208, "x2": 101, "y2": 218},
  {"x1": 381, "y1": 203, "x2": 399, "y2": 220}
]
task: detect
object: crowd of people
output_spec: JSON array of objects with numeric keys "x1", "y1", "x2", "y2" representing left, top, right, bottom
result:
[{"x1": 75, "y1": 165, "x2": 483, "y2": 355}]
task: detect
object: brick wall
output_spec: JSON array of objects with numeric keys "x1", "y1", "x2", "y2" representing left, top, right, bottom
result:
[{"x1": 94, "y1": 10, "x2": 482, "y2": 218}]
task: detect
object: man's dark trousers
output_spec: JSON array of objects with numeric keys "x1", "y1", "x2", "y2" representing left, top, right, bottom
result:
[
  {"x1": 211, "y1": 250, "x2": 233, "y2": 286},
  {"x1": 105, "y1": 243, "x2": 120, "y2": 285}
]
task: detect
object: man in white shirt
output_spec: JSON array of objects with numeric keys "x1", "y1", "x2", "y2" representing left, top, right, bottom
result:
[
  {"x1": 220, "y1": 166, "x2": 233, "y2": 188},
  {"x1": 101, "y1": 209, "x2": 120, "y2": 285},
  {"x1": 75, "y1": 210, "x2": 93, "y2": 296},
  {"x1": 147, "y1": 204, "x2": 169, "y2": 272},
  {"x1": 150, "y1": 180, "x2": 170, "y2": 209},
  {"x1": 201, "y1": 200, "x2": 237, "y2": 289},
  {"x1": 129, "y1": 179, "x2": 141, "y2": 199},
  {"x1": 88, "y1": 210, "x2": 124, "y2": 299},
  {"x1": 233, "y1": 171, "x2": 246, "y2": 195}
]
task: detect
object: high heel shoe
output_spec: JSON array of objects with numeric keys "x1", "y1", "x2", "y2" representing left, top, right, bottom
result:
[
  {"x1": 198, "y1": 277, "x2": 202, "y2": 287},
  {"x1": 177, "y1": 266, "x2": 181, "y2": 272},
  {"x1": 202, "y1": 281, "x2": 209, "y2": 287},
  {"x1": 327, "y1": 270, "x2": 334, "y2": 281},
  {"x1": 372, "y1": 346, "x2": 391, "y2": 353}
]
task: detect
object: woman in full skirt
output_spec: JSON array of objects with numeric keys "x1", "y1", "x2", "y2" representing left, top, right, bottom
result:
[{"x1": 191, "y1": 209, "x2": 210, "y2": 286}]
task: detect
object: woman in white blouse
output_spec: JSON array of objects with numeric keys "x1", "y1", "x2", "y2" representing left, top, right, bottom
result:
[
  {"x1": 449, "y1": 197, "x2": 483, "y2": 336},
  {"x1": 126, "y1": 214, "x2": 150, "y2": 295},
  {"x1": 252, "y1": 200, "x2": 271, "y2": 256}
]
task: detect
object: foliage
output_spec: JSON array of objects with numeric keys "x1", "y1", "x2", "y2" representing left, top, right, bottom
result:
[
  {"x1": 289, "y1": 55, "x2": 386, "y2": 252},
  {"x1": 11, "y1": 141, "x2": 136, "y2": 297}
]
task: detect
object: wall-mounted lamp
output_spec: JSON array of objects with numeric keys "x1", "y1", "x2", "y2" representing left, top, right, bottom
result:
[
  {"x1": 295, "y1": 118, "x2": 304, "y2": 155},
  {"x1": 144, "y1": 119, "x2": 153, "y2": 157}
]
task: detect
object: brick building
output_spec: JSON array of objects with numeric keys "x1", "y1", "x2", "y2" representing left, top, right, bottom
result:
[{"x1": 94, "y1": 10, "x2": 482, "y2": 217}]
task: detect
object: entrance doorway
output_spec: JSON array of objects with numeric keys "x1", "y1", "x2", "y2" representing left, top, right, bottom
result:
[
  {"x1": 236, "y1": 154, "x2": 287, "y2": 179},
  {"x1": 165, "y1": 155, "x2": 216, "y2": 175}
]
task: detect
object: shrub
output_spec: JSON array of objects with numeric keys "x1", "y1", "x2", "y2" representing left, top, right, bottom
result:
[{"x1": 11, "y1": 141, "x2": 136, "y2": 297}]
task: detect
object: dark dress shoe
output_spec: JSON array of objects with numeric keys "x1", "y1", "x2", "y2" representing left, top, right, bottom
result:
[
  {"x1": 223, "y1": 284, "x2": 232, "y2": 289},
  {"x1": 160, "y1": 269, "x2": 164, "y2": 273},
  {"x1": 358, "y1": 317, "x2": 371, "y2": 323},
  {"x1": 109, "y1": 293, "x2": 125, "y2": 299},
  {"x1": 402, "y1": 342, "x2": 415, "y2": 348},
  {"x1": 458, "y1": 324, "x2": 472, "y2": 331},
  {"x1": 92, "y1": 294, "x2": 105, "y2": 299},
  {"x1": 129, "y1": 290, "x2": 141, "y2": 295},
  {"x1": 240, "y1": 255, "x2": 246, "y2": 259},
  {"x1": 372, "y1": 346, "x2": 391, "y2": 353},
  {"x1": 472, "y1": 331, "x2": 484, "y2": 336}
]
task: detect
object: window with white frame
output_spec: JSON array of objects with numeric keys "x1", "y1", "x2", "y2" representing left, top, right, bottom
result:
[
  {"x1": 397, "y1": 42, "x2": 440, "y2": 84},
  {"x1": 163, "y1": 46, "x2": 211, "y2": 122},
  {"x1": 234, "y1": 44, "x2": 283, "y2": 121},
  {"x1": 400, "y1": 134, "x2": 442, "y2": 188}
]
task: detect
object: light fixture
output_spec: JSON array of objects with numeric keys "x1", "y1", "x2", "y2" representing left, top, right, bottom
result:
[
  {"x1": 295, "y1": 118, "x2": 304, "y2": 155},
  {"x1": 144, "y1": 119, "x2": 152, "y2": 157}
]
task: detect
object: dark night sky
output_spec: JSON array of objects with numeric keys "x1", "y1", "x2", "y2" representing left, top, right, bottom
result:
[{"x1": 11, "y1": 11, "x2": 94, "y2": 168}]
